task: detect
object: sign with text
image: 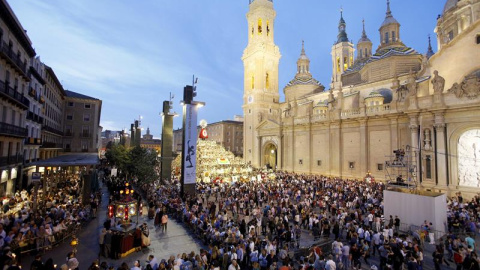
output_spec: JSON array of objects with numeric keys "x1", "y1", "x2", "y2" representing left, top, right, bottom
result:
[
  {"x1": 31, "y1": 172, "x2": 41, "y2": 183},
  {"x1": 182, "y1": 104, "x2": 198, "y2": 185}
]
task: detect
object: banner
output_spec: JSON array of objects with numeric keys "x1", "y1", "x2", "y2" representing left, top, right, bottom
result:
[{"x1": 183, "y1": 104, "x2": 198, "y2": 184}]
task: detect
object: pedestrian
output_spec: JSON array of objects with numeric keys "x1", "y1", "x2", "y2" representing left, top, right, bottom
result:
[
  {"x1": 99, "y1": 228, "x2": 106, "y2": 257},
  {"x1": 394, "y1": 216, "x2": 400, "y2": 233},
  {"x1": 131, "y1": 260, "x2": 141, "y2": 270},
  {"x1": 104, "y1": 230, "x2": 112, "y2": 259},
  {"x1": 161, "y1": 213, "x2": 168, "y2": 233}
]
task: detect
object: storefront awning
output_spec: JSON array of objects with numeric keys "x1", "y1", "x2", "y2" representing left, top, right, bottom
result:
[{"x1": 30, "y1": 153, "x2": 100, "y2": 167}]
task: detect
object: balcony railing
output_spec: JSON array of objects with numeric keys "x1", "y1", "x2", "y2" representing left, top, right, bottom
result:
[
  {"x1": 26, "y1": 111, "x2": 44, "y2": 124},
  {"x1": 24, "y1": 137, "x2": 42, "y2": 145},
  {"x1": 0, "y1": 122, "x2": 27, "y2": 138},
  {"x1": 28, "y1": 66, "x2": 46, "y2": 85},
  {"x1": 0, "y1": 42, "x2": 28, "y2": 76},
  {"x1": 0, "y1": 80, "x2": 29, "y2": 109},
  {"x1": 42, "y1": 125, "x2": 64, "y2": 136},
  {"x1": 0, "y1": 155, "x2": 24, "y2": 167},
  {"x1": 41, "y1": 142, "x2": 62, "y2": 149}
]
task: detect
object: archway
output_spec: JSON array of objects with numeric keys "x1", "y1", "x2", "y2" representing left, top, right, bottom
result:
[
  {"x1": 457, "y1": 129, "x2": 480, "y2": 187},
  {"x1": 264, "y1": 143, "x2": 277, "y2": 170}
]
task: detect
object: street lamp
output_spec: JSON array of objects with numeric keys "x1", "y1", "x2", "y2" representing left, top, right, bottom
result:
[{"x1": 180, "y1": 75, "x2": 205, "y2": 198}]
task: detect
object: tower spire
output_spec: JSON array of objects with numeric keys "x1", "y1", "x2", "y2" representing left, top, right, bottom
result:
[
  {"x1": 386, "y1": 0, "x2": 392, "y2": 17},
  {"x1": 426, "y1": 34, "x2": 435, "y2": 59},
  {"x1": 362, "y1": 19, "x2": 367, "y2": 38},
  {"x1": 301, "y1": 40, "x2": 305, "y2": 55},
  {"x1": 336, "y1": 8, "x2": 348, "y2": 44}
]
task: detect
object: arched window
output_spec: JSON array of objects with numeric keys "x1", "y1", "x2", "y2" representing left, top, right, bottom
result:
[
  {"x1": 251, "y1": 75, "x2": 255, "y2": 89},
  {"x1": 336, "y1": 57, "x2": 341, "y2": 73},
  {"x1": 477, "y1": 35, "x2": 480, "y2": 44},
  {"x1": 384, "y1": 32, "x2": 389, "y2": 44},
  {"x1": 392, "y1": 31, "x2": 396, "y2": 42},
  {"x1": 343, "y1": 57, "x2": 348, "y2": 70},
  {"x1": 266, "y1": 21, "x2": 270, "y2": 36},
  {"x1": 258, "y1": 19, "x2": 262, "y2": 35}
]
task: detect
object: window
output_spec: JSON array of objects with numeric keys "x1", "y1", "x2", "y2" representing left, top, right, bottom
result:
[
  {"x1": 66, "y1": 114, "x2": 73, "y2": 120},
  {"x1": 68, "y1": 102, "x2": 74, "y2": 107},
  {"x1": 448, "y1": 31, "x2": 454, "y2": 41},
  {"x1": 83, "y1": 114, "x2": 90, "y2": 122},
  {"x1": 336, "y1": 57, "x2": 340, "y2": 73},
  {"x1": 317, "y1": 160, "x2": 322, "y2": 166},
  {"x1": 299, "y1": 159, "x2": 303, "y2": 165},
  {"x1": 349, "y1": 162, "x2": 355, "y2": 169},
  {"x1": 265, "y1": 72, "x2": 269, "y2": 89},
  {"x1": 392, "y1": 31, "x2": 396, "y2": 42},
  {"x1": 384, "y1": 32, "x2": 389, "y2": 44},
  {"x1": 258, "y1": 19, "x2": 262, "y2": 34},
  {"x1": 426, "y1": 155, "x2": 432, "y2": 179},
  {"x1": 377, "y1": 163, "x2": 384, "y2": 171},
  {"x1": 266, "y1": 21, "x2": 270, "y2": 36},
  {"x1": 477, "y1": 35, "x2": 480, "y2": 44},
  {"x1": 84, "y1": 104, "x2": 91, "y2": 109},
  {"x1": 343, "y1": 57, "x2": 348, "y2": 70}
]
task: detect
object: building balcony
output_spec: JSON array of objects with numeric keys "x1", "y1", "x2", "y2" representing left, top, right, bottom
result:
[
  {"x1": 24, "y1": 137, "x2": 42, "y2": 145},
  {"x1": 0, "y1": 121, "x2": 27, "y2": 138},
  {"x1": 0, "y1": 155, "x2": 23, "y2": 167},
  {"x1": 42, "y1": 125, "x2": 64, "y2": 136},
  {"x1": 41, "y1": 142, "x2": 62, "y2": 149},
  {"x1": 26, "y1": 111, "x2": 44, "y2": 124},
  {"x1": 0, "y1": 42, "x2": 28, "y2": 79},
  {"x1": 28, "y1": 66, "x2": 46, "y2": 85},
  {"x1": 0, "y1": 80, "x2": 29, "y2": 110}
]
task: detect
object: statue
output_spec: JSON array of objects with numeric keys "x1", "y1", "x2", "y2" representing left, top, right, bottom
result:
[
  {"x1": 432, "y1": 70, "x2": 445, "y2": 94},
  {"x1": 407, "y1": 70, "x2": 417, "y2": 96}
]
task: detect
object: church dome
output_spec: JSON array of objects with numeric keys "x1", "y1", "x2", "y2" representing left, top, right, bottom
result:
[{"x1": 443, "y1": 0, "x2": 459, "y2": 15}]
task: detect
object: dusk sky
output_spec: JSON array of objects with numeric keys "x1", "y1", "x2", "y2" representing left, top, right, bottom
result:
[{"x1": 8, "y1": 0, "x2": 443, "y2": 137}]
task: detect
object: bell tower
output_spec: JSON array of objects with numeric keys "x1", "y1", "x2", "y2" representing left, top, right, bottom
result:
[
  {"x1": 242, "y1": 0, "x2": 281, "y2": 167},
  {"x1": 330, "y1": 9, "x2": 355, "y2": 90}
]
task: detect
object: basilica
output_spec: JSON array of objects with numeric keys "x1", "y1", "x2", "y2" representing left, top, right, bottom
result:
[{"x1": 242, "y1": 0, "x2": 480, "y2": 196}]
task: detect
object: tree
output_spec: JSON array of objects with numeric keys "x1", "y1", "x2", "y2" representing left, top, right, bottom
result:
[
  {"x1": 105, "y1": 144, "x2": 130, "y2": 175},
  {"x1": 127, "y1": 146, "x2": 159, "y2": 183}
]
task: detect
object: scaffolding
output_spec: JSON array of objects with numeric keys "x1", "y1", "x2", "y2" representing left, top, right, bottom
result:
[{"x1": 385, "y1": 145, "x2": 418, "y2": 190}]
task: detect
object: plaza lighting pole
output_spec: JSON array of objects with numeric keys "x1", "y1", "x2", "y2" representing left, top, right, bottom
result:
[
  {"x1": 160, "y1": 94, "x2": 178, "y2": 184},
  {"x1": 180, "y1": 76, "x2": 205, "y2": 198}
]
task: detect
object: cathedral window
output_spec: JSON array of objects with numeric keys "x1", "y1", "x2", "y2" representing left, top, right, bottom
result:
[
  {"x1": 343, "y1": 57, "x2": 348, "y2": 70},
  {"x1": 448, "y1": 31, "x2": 453, "y2": 41},
  {"x1": 350, "y1": 56, "x2": 353, "y2": 66},
  {"x1": 251, "y1": 26, "x2": 254, "y2": 37},
  {"x1": 265, "y1": 72, "x2": 270, "y2": 89},
  {"x1": 258, "y1": 19, "x2": 262, "y2": 35},
  {"x1": 365, "y1": 48, "x2": 368, "y2": 57},
  {"x1": 251, "y1": 75, "x2": 255, "y2": 89},
  {"x1": 384, "y1": 32, "x2": 389, "y2": 44},
  {"x1": 426, "y1": 155, "x2": 432, "y2": 179},
  {"x1": 392, "y1": 31, "x2": 396, "y2": 42},
  {"x1": 336, "y1": 58, "x2": 341, "y2": 73},
  {"x1": 476, "y1": 35, "x2": 480, "y2": 44},
  {"x1": 266, "y1": 21, "x2": 270, "y2": 36},
  {"x1": 359, "y1": 50, "x2": 363, "y2": 58}
]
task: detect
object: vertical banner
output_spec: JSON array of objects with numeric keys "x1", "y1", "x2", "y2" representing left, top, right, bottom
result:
[{"x1": 183, "y1": 104, "x2": 198, "y2": 184}]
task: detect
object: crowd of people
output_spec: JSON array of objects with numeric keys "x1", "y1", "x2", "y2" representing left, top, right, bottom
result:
[
  {"x1": 0, "y1": 172, "x2": 101, "y2": 270},
  {"x1": 8, "y1": 167, "x2": 480, "y2": 270}
]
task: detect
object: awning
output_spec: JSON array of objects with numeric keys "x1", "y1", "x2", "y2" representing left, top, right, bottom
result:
[{"x1": 30, "y1": 153, "x2": 100, "y2": 167}]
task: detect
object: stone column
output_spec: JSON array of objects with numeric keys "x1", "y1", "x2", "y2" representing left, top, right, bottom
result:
[
  {"x1": 330, "y1": 122, "x2": 342, "y2": 178},
  {"x1": 390, "y1": 117, "x2": 399, "y2": 153},
  {"x1": 434, "y1": 113, "x2": 448, "y2": 187},
  {"x1": 359, "y1": 119, "x2": 368, "y2": 175},
  {"x1": 409, "y1": 116, "x2": 420, "y2": 180}
]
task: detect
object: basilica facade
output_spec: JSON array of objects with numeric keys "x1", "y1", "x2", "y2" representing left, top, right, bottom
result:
[{"x1": 242, "y1": 0, "x2": 480, "y2": 196}]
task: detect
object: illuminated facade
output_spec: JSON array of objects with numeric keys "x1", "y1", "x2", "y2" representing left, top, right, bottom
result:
[{"x1": 244, "y1": 0, "x2": 480, "y2": 196}]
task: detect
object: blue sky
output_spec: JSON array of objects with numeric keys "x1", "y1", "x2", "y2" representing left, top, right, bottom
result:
[{"x1": 8, "y1": 0, "x2": 444, "y2": 137}]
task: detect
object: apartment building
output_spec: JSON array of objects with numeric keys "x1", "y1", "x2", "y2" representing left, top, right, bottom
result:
[
  {"x1": 63, "y1": 90, "x2": 102, "y2": 153},
  {"x1": 0, "y1": 0, "x2": 36, "y2": 194}
]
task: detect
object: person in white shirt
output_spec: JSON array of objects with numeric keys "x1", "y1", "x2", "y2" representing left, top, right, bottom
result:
[
  {"x1": 131, "y1": 260, "x2": 141, "y2": 270},
  {"x1": 326, "y1": 255, "x2": 336, "y2": 270},
  {"x1": 228, "y1": 259, "x2": 240, "y2": 270},
  {"x1": 148, "y1": 255, "x2": 158, "y2": 270}
]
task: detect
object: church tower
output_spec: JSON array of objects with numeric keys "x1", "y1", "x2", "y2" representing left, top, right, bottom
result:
[
  {"x1": 331, "y1": 10, "x2": 355, "y2": 90},
  {"x1": 356, "y1": 20, "x2": 372, "y2": 60},
  {"x1": 377, "y1": 0, "x2": 404, "y2": 50},
  {"x1": 242, "y1": 0, "x2": 281, "y2": 167}
]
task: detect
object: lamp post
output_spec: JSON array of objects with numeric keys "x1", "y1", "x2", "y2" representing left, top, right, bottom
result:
[
  {"x1": 180, "y1": 76, "x2": 205, "y2": 198},
  {"x1": 160, "y1": 93, "x2": 178, "y2": 184}
]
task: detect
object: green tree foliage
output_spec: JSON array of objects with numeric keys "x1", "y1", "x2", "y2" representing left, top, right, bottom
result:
[
  {"x1": 105, "y1": 144, "x2": 130, "y2": 174},
  {"x1": 127, "y1": 146, "x2": 159, "y2": 183}
]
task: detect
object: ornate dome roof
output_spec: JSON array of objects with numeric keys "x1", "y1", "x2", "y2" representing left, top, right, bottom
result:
[
  {"x1": 443, "y1": 0, "x2": 459, "y2": 14},
  {"x1": 381, "y1": 0, "x2": 399, "y2": 27}
]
